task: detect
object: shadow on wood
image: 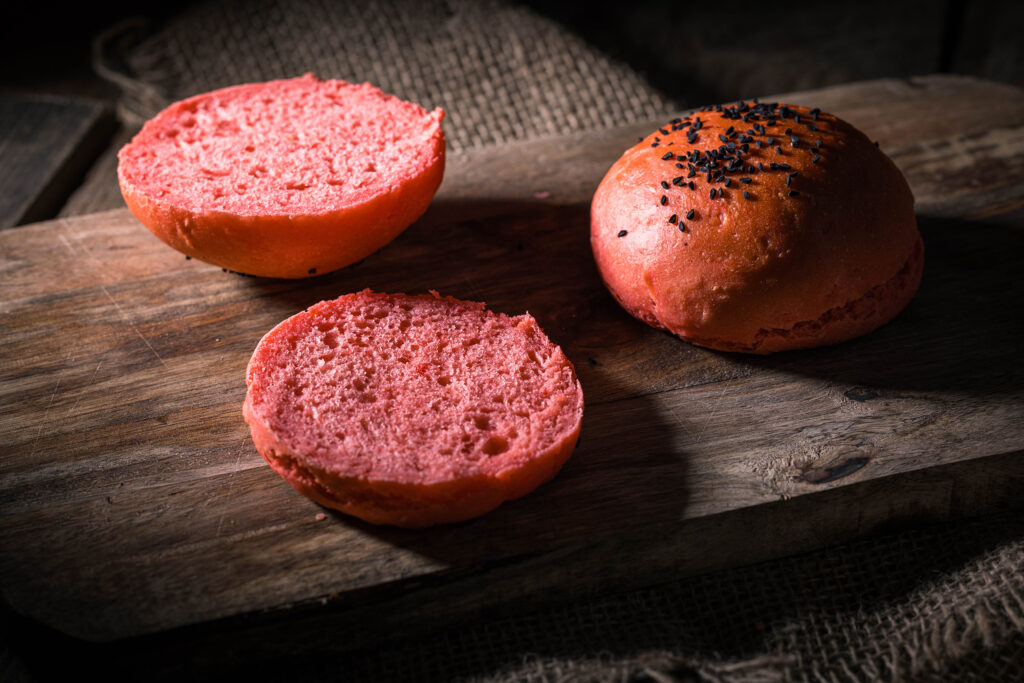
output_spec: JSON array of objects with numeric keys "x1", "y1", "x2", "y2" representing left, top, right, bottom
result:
[{"x1": 738, "y1": 215, "x2": 1024, "y2": 395}]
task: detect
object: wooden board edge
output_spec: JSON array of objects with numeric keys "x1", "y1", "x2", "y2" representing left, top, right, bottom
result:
[{"x1": 20, "y1": 446, "x2": 1022, "y2": 650}]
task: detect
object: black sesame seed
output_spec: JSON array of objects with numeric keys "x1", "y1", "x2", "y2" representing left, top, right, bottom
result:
[
  {"x1": 743, "y1": 190, "x2": 750, "y2": 199},
  {"x1": 308, "y1": 267, "x2": 317, "y2": 275},
  {"x1": 785, "y1": 128, "x2": 793, "y2": 135},
  {"x1": 669, "y1": 214, "x2": 678, "y2": 224},
  {"x1": 662, "y1": 152, "x2": 674, "y2": 160},
  {"x1": 815, "y1": 138, "x2": 823, "y2": 148},
  {"x1": 617, "y1": 230, "x2": 628, "y2": 237},
  {"x1": 740, "y1": 177, "x2": 752, "y2": 183},
  {"x1": 748, "y1": 165, "x2": 756, "y2": 173},
  {"x1": 661, "y1": 180, "x2": 670, "y2": 189},
  {"x1": 790, "y1": 135, "x2": 799, "y2": 147},
  {"x1": 808, "y1": 123, "x2": 819, "y2": 131},
  {"x1": 786, "y1": 175, "x2": 792, "y2": 186},
  {"x1": 673, "y1": 176, "x2": 684, "y2": 185},
  {"x1": 686, "y1": 209, "x2": 695, "y2": 219},
  {"x1": 718, "y1": 134, "x2": 729, "y2": 143},
  {"x1": 660, "y1": 195, "x2": 668, "y2": 205},
  {"x1": 776, "y1": 146, "x2": 784, "y2": 154},
  {"x1": 659, "y1": 128, "x2": 669, "y2": 135},
  {"x1": 678, "y1": 222, "x2": 686, "y2": 232},
  {"x1": 788, "y1": 190, "x2": 799, "y2": 197},
  {"x1": 724, "y1": 178, "x2": 732, "y2": 187},
  {"x1": 812, "y1": 155, "x2": 821, "y2": 163},
  {"x1": 689, "y1": 181, "x2": 696, "y2": 190},
  {"x1": 778, "y1": 163, "x2": 791, "y2": 170},
  {"x1": 758, "y1": 162, "x2": 764, "y2": 171},
  {"x1": 767, "y1": 136, "x2": 775, "y2": 145},
  {"x1": 710, "y1": 188, "x2": 717, "y2": 199}
]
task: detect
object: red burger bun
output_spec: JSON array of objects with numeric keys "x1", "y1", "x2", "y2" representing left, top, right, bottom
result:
[
  {"x1": 243, "y1": 291, "x2": 584, "y2": 528},
  {"x1": 591, "y1": 102, "x2": 922, "y2": 353},
  {"x1": 118, "y1": 74, "x2": 445, "y2": 279}
]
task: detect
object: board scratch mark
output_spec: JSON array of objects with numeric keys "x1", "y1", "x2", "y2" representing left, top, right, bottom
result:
[
  {"x1": 694, "y1": 386, "x2": 729, "y2": 444},
  {"x1": 99, "y1": 285, "x2": 168, "y2": 368},
  {"x1": 57, "y1": 233, "x2": 77, "y2": 257},
  {"x1": 215, "y1": 445, "x2": 248, "y2": 538},
  {"x1": 62, "y1": 228, "x2": 169, "y2": 368},
  {"x1": 68, "y1": 362, "x2": 104, "y2": 414},
  {"x1": 27, "y1": 377, "x2": 63, "y2": 458}
]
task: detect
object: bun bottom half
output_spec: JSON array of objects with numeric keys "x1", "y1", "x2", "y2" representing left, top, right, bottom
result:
[
  {"x1": 243, "y1": 291, "x2": 584, "y2": 528},
  {"x1": 674, "y1": 235, "x2": 924, "y2": 354}
]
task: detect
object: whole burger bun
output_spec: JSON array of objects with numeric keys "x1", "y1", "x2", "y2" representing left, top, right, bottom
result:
[{"x1": 590, "y1": 101, "x2": 923, "y2": 353}]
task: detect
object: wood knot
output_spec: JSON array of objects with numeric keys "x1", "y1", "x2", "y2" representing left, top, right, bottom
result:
[
  {"x1": 800, "y1": 456, "x2": 871, "y2": 484},
  {"x1": 844, "y1": 387, "x2": 880, "y2": 402}
]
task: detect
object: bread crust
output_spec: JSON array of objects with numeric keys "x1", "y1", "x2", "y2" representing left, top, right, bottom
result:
[
  {"x1": 118, "y1": 75, "x2": 445, "y2": 279},
  {"x1": 591, "y1": 103, "x2": 922, "y2": 353}
]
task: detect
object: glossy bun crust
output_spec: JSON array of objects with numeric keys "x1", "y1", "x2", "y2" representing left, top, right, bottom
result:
[{"x1": 591, "y1": 102, "x2": 922, "y2": 353}]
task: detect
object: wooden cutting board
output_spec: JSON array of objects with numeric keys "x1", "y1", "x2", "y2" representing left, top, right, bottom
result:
[{"x1": 2, "y1": 75, "x2": 1023, "y2": 652}]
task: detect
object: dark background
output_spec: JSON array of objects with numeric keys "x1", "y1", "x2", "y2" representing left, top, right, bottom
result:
[
  {"x1": 3, "y1": 0, "x2": 1021, "y2": 226},
  {"x1": 3, "y1": 0, "x2": 1023, "y2": 105}
]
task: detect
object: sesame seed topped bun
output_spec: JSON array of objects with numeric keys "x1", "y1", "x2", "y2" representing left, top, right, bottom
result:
[{"x1": 591, "y1": 101, "x2": 923, "y2": 353}]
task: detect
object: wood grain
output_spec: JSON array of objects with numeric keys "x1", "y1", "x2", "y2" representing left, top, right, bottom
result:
[{"x1": 0, "y1": 75, "x2": 1022, "y2": 646}]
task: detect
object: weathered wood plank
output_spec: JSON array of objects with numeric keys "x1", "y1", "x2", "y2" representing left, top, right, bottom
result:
[
  {"x1": 0, "y1": 75, "x2": 1022, "y2": 643},
  {"x1": 0, "y1": 95, "x2": 115, "y2": 228}
]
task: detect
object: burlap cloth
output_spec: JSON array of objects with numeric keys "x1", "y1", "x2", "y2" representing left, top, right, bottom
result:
[
  {"x1": 58, "y1": 1, "x2": 1023, "y2": 679},
  {"x1": 62, "y1": 0, "x2": 677, "y2": 216}
]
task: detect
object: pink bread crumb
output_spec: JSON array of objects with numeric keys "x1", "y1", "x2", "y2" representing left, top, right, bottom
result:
[{"x1": 244, "y1": 290, "x2": 584, "y2": 528}]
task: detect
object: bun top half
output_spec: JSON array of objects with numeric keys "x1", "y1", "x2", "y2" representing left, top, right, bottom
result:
[{"x1": 591, "y1": 101, "x2": 919, "y2": 350}]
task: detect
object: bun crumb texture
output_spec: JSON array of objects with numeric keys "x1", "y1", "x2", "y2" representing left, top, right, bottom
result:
[
  {"x1": 244, "y1": 290, "x2": 584, "y2": 528},
  {"x1": 118, "y1": 74, "x2": 445, "y2": 279},
  {"x1": 591, "y1": 100, "x2": 923, "y2": 353}
]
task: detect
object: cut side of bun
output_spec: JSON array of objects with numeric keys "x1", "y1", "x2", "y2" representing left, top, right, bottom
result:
[
  {"x1": 118, "y1": 74, "x2": 445, "y2": 279},
  {"x1": 591, "y1": 101, "x2": 922, "y2": 353},
  {"x1": 243, "y1": 291, "x2": 584, "y2": 528}
]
